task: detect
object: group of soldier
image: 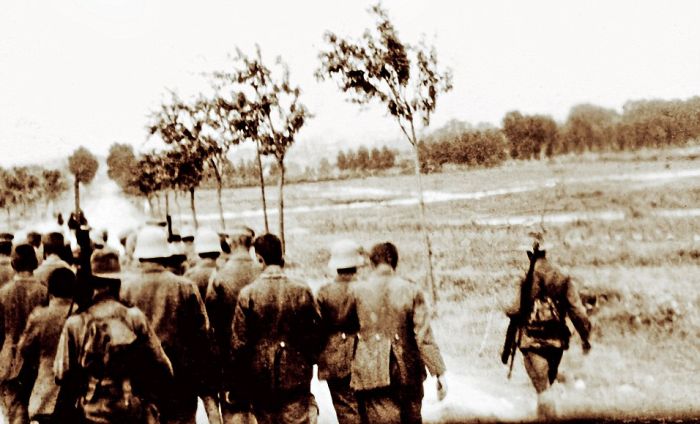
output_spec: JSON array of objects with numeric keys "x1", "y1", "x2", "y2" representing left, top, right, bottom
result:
[{"x1": 0, "y1": 213, "x2": 463, "y2": 424}]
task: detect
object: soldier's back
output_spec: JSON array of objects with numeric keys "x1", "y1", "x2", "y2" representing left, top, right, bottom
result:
[{"x1": 0, "y1": 257, "x2": 13, "y2": 288}]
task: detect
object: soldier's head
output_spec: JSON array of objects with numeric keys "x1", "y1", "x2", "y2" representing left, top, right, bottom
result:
[
  {"x1": 48, "y1": 267, "x2": 76, "y2": 300},
  {"x1": 11, "y1": 243, "x2": 39, "y2": 273},
  {"x1": 42, "y1": 231, "x2": 65, "y2": 258},
  {"x1": 26, "y1": 231, "x2": 42, "y2": 249},
  {"x1": 194, "y1": 227, "x2": 222, "y2": 260},
  {"x1": 91, "y1": 248, "x2": 122, "y2": 297},
  {"x1": 228, "y1": 225, "x2": 255, "y2": 251},
  {"x1": 369, "y1": 242, "x2": 399, "y2": 270},
  {"x1": 0, "y1": 233, "x2": 12, "y2": 256},
  {"x1": 329, "y1": 239, "x2": 364, "y2": 276},
  {"x1": 253, "y1": 233, "x2": 283, "y2": 267},
  {"x1": 133, "y1": 226, "x2": 170, "y2": 266}
]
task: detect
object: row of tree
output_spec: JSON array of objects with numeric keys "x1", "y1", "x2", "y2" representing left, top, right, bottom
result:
[
  {"x1": 336, "y1": 145, "x2": 397, "y2": 172},
  {"x1": 0, "y1": 165, "x2": 68, "y2": 225}
]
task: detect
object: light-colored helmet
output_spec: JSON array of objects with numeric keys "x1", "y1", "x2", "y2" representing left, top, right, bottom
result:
[
  {"x1": 328, "y1": 239, "x2": 365, "y2": 270},
  {"x1": 133, "y1": 226, "x2": 170, "y2": 259},
  {"x1": 195, "y1": 228, "x2": 222, "y2": 255}
]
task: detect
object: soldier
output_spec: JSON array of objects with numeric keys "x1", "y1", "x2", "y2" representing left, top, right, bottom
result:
[
  {"x1": 206, "y1": 226, "x2": 259, "y2": 424},
  {"x1": 350, "y1": 242, "x2": 447, "y2": 424},
  {"x1": 12, "y1": 267, "x2": 76, "y2": 424},
  {"x1": 0, "y1": 233, "x2": 14, "y2": 288},
  {"x1": 185, "y1": 227, "x2": 223, "y2": 300},
  {"x1": 0, "y1": 244, "x2": 47, "y2": 424},
  {"x1": 180, "y1": 225, "x2": 197, "y2": 268},
  {"x1": 317, "y1": 239, "x2": 364, "y2": 424},
  {"x1": 121, "y1": 226, "x2": 220, "y2": 424},
  {"x1": 26, "y1": 231, "x2": 43, "y2": 266},
  {"x1": 228, "y1": 233, "x2": 320, "y2": 424},
  {"x1": 502, "y1": 242, "x2": 592, "y2": 419},
  {"x1": 54, "y1": 249, "x2": 174, "y2": 423},
  {"x1": 35, "y1": 231, "x2": 73, "y2": 287}
]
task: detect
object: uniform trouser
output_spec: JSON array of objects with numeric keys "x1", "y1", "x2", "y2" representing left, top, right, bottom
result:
[
  {"x1": 160, "y1": 387, "x2": 198, "y2": 424},
  {"x1": 251, "y1": 392, "x2": 318, "y2": 424},
  {"x1": 0, "y1": 381, "x2": 29, "y2": 424},
  {"x1": 356, "y1": 384, "x2": 423, "y2": 424},
  {"x1": 327, "y1": 376, "x2": 360, "y2": 424},
  {"x1": 221, "y1": 399, "x2": 256, "y2": 424},
  {"x1": 521, "y1": 347, "x2": 564, "y2": 393}
]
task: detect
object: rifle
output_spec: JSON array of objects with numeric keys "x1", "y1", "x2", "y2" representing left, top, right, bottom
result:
[{"x1": 501, "y1": 241, "x2": 545, "y2": 379}]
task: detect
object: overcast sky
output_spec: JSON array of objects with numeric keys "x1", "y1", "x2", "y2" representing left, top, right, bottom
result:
[{"x1": 1, "y1": 0, "x2": 699, "y2": 166}]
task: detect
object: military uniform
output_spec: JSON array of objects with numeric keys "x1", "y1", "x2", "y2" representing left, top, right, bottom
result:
[
  {"x1": 205, "y1": 249, "x2": 259, "y2": 423},
  {"x1": 229, "y1": 265, "x2": 321, "y2": 424},
  {"x1": 317, "y1": 275, "x2": 360, "y2": 424},
  {"x1": 0, "y1": 256, "x2": 13, "y2": 289},
  {"x1": 185, "y1": 257, "x2": 218, "y2": 301},
  {"x1": 0, "y1": 274, "x2": 47, "y2": 424},
  {"x1": 514, "y1": 258, "x2": 591, "y2": 394},
  {"x1": 54, "y1": 294, "x2": 173, "y2": 424},
  {"x1": 12, "y1": 297, "x2": 73, "y2": 423},
  {"x1": 121, "y1": 262, "x2": 212, "y2": 424},
  {"x1": 350, "y1": 264, "x2": 446, "y2": 424}
]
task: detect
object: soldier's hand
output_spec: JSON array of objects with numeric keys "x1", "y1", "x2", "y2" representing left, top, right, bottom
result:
[
  {"x1": 437, "y1": 374, "x2": 448, "y2": 401},
  {"x1": 582, "y1": 340, "x2": 591, "y2": 355}
]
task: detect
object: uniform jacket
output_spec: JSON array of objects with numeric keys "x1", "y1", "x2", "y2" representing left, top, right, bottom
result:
[
  {"x1": 229, "y1": 265, "x2": 320, "y2": 401},
  {"x1": 514, "y1": 258, "x2": 591, "y2": 350},
  {"x1": 54, "y1": 296, "x2": 173, "y2": 421},
  {"x1": 350, "y1": 265, "x2": 446, "y2": 391},
  {"x1": 0, "y1": 256, "x2": 13, "y2": 289},
  {"x1": 184, "y1": 258, "x2": 217, "y2": 301},
  {"x1": 34, "y1": 255, "x2": 73, "y2": 287},
  {"x1": 12, "y1": 297, "x2": 72, "y2": 418},
  {"x1": 0, "y1": 274, "x2": 47, "y2": 382},
  {"x1": 120, "y1": 263, "x2": 211, "y2": 392},
  {"x1": 205, "y1": 250, "x2": 260, "y2": 378},
  {"x1": 316, "y1": 275, "x2": 359, "y2": 381}
]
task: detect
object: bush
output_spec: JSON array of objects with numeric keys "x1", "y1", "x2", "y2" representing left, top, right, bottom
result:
[{"x1": 420, "y1": 128, "x2": 508, "y2": 172}]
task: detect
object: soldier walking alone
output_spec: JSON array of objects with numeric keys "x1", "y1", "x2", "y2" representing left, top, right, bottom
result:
[
  {"x1": 502, "y1": 241, "x2": 592, "y2": 419},
  {"x1": 350, "y1": 242, "x2": 447, "y2": 424}
]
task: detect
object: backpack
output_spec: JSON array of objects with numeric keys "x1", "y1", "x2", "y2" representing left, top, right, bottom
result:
[{"x1": 523, "y1": 294, "x2": 568, "y2": 349}]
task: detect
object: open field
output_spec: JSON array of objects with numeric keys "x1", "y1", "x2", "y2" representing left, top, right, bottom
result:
[
  {"x1": 69, "y1": 147, "x2": 700, "y2": 422},
  {"x1": 174, "y1": 147, "x2": 700, "y2": 422}
]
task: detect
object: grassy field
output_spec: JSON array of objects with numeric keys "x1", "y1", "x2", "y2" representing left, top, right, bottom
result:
[{"x1": 176, "y1": 147, "x2": 700, "y2": 421}]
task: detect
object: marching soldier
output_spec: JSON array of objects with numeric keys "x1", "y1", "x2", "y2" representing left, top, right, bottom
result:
[
  {"x1": 121, "y1": 226, "x2": 220, "y2": 424},
  {"x1": 316, "y1": 239, "x2": 364, "y2": 424},
  {"x1": 0, "y1": 244, "x2": 47, "y2": 424},
  {"x1": 35, "y1": 231, "x2": 73, "y2": 287},
  {"x1": 206, "y1": 226, "x2": 259, "y2": 424},
  {"x1": 228, "y1": 233, "x2": 320, "y2": 424},
  {"x1": 502, "y1": 241, "x2": 592, "y2": 419},
  {"x1": 0, "y1": 233, "x2": 14, "y2": 288},
  {"x1": 185, "y1": 227, "x2": 223, "y2": 300},
  {"x1": 350, "y1": 242, "x2": 447, "y2": 424},
  {"x1": 54, "y1": 249, "x2": 174, "y2": 423},
  {"x1": 12, "y1": 268, "x2": 77, "y2": 424}
]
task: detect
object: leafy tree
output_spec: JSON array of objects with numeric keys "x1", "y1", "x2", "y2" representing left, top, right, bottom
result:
[
  {"x1": 132, "y1": 151, "x2": 168, "y2": 214},
  {"x1": 317, "y1": 3, "x2": 452, "y2": 301},
  {"x1": 231, "y1": 46, "x2": 310, "y2": 252},
  {"x1": 356, "y1": 146, "x2": 370, "y2": 171},
  {"x1": 336, "y1": 150, "x2": 348, "y2": 170},
  {"x1": 378, "y1": 146, "x2": 396, "y2": 169},
  {"x1": 68, "y1": 146, "x2": 99, "y2": 212},
  {"x1": 502, "y1": 111, "x2": 558, "y2": 159},
  {"x1": 41, "y1": 168, "x2": 68, "y2": 207},
  {"x1": 106, "y1": 143, "x2": 139, "y2": 195},
  {"x1": 561, "y1": 104, "x2": 619, "y2": 153}
]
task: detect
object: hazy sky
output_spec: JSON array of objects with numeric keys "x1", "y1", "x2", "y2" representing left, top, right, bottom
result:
[{"x1": 1, "y1": 0, "x2": 699, "y2": 166}]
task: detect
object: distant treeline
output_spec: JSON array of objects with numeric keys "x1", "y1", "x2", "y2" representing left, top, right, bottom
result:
[{"x1": 418, "y1": 97, "x2": 700, "y2": 172}]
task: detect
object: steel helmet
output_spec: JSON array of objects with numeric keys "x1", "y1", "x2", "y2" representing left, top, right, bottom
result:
[
  {"x1": 133, "y1": 226, "x2": 170, "y2": 259},
  {"x1": 195, "y1": 228, "x2": 222, "y2": 255},
  {"x1": 328, "y1": 239, "x2": 365, "y2": 270}
]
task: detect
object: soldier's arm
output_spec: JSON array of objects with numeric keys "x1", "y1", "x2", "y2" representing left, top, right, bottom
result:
[
  {"x1": 128, "y1": 308, "x2": 174, "y2": 378},
  {"x1": 301, "y1": 287, "x2": 323, "y2": 363},
  {"x1": 54, "y1": 318, "x2": 78, "y2": 384},
  {"x1": 412, "y1": 287, "x2": 447, "y2": 377},
  {"x1": 564, "y1": 277, "x2": 592, "y2": 344},
  {"x1": 12, "y1": 311, "x2": 40, "y2": 382}
]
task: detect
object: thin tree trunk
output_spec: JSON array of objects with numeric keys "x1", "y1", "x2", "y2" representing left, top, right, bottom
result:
[
  {"x1": 147, "y1": 196, "x2": 154, "y2": 217},
  {"x1": 256, "y1": 142, "x2": 270, "y2": 233},
  {"x1": 189, "y1": 187, "x2": 198, "y2": 229},
  {"x1": 216, "y1": 175, "x2": 225, "y2": 230},
  {"x1": 174, "y1": 191, "x2": 182, "y2": 228},
  {"x1": 164, "y1": 190, "x2": 170, "y2": 216},
  {"x1": 74, "y1": 178, "x2": 80, "y2": 212},
  {"x1": 411, "y1": 143, "x2": 438, "y2": 308},
  {"x1": 278, "y1": 159, "x2": 285, "y2": 254}
]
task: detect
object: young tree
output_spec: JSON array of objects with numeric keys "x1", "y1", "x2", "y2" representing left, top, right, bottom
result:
[
  {"x1": 41, "y1": 169, "x2": 68, "y2": 209},
  {"x1": 68, "y1": 146, "x2": 99, "y2": 212},
  {"x1": 106, "y1": 143, "x2": 139, "y2": 195},
  {"x1": 232, "y1": 46, "x2": 310, "y2": 252},
  {"x1": 317, "y1": 3, "x2": 452, "y2": 302}
]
